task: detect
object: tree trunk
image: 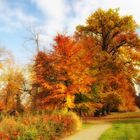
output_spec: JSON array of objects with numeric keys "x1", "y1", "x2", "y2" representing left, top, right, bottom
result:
[
  {"x1": 31, "y1": 85, "x2": 38, "y2": 112},
  {"x1": 15, "y1": 93, "x2": 23, "y2": 113}
]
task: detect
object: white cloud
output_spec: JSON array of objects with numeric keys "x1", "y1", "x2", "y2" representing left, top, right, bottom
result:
[
  {"x1": 0, "y1": 0, "x2": 38, "y2": 32},
  {"x1": 32, "y1": 0, "x2": 140, "y2": 36},
  {"x1": 1, "y1": 0, "x2": 140, "y2": 34},
  {"x1": 32, "y1": 0, "x2": 66, "y2": 20},
  {"x1": 30, "y1": 0, "x2": 97, "y2": 47},
  {"x1": 31, "y1": 0, "x2": 69, "y2": 47},
  {"x1": 1, "y1": 0, "x2": 140, "y2": 63},
  {"x1": 29, "y1": 0, "x2": 140, "y2": 51}
]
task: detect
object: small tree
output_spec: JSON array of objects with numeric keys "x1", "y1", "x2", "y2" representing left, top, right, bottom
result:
[{"x1": 0, "y1": 66, "x2": 25, "y2": 113}]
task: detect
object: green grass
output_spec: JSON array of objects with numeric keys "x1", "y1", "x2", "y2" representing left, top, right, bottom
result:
[
  {"x1": 99, "y1": 119, "x2": 140, "y2": 140},
  {"x1": 82, "y1": 122, "x2": 94, "y2": 129}
]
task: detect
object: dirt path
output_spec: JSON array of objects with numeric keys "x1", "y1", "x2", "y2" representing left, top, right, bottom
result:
[
  {"x1": 64, "y1": 123, "x2": 111, "y2": 140},
  {"x1": 64, "y1": 112, "x2": 140, "y2": 140}
]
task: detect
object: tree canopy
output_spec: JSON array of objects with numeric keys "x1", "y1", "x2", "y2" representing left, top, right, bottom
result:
[{"x1": 0, "y1": 8, "x2": 140, "y2": 115}]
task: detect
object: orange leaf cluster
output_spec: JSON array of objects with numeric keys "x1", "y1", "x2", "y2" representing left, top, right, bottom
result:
[{"x1": 34, "y1": 35, "x2": 97, "y2": 109}]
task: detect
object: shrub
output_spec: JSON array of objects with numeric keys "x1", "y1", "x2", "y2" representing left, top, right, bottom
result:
[
  {"x1": 0, "y1": 117, "x2": 20, "y2": 139},
  {"x1": 18, "y1": 127, "x2": 38, "y2": 140},
  {"x1": 61, "y1": 112, "x2": 81, "y2": 135},
  {"x1": 0, "y1": 111, "x2": 81, "y2": 140},
  {"x1": 43, "y1": 111, "x2": 81, "y2": 138}
]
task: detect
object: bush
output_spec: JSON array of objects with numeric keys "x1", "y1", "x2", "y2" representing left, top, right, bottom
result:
[
  {"x1": 61, "y1": 112, "x2": 81, "y2": 134},
  {"x1": 42, "y1": 111, "x2": 81, "y2": 138},
  {"x1": 0, "y1": 111, "x2": 81, "y2": 140},
  {"x1": 18, "y1": 127, "x2": 38, "y2": 140}
]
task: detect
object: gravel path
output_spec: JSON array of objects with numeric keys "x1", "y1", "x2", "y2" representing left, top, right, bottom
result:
[{"x1": 64, "y1": 123, "x2": 111, "y2": 140}]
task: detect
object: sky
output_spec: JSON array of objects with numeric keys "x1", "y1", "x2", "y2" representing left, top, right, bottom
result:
[{"x1": 0, "y1": 0, "x2": 140, "y2": 65}]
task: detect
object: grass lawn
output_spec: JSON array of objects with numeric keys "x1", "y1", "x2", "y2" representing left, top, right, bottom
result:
[
  {"x1": 99, "y1": 118, "x2": 140, "y2": 140},
  {"x1": 82, "y1": 122, "x2": 94, "y2": 129}
]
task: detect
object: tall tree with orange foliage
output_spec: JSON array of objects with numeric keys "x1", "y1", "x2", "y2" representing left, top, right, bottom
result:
[
  {"x1": 34, "y1": 35, "x2": 97, "y2": 110},
  {"x1": 76, "y1": 8, "x2": 140, "y2": 54},
  {"x1": 76, "y1": 8, "x2": 140, "y2": 112}
]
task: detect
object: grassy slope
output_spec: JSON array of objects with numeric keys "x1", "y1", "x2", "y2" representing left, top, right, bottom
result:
[{"x1": 99, "y1": 119, "x2": 140, "y2": 140}]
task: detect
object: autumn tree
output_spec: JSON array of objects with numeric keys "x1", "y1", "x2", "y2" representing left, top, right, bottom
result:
[
  {"x1": 0, "y1": 66, "x2": 25, "y2": 113},
  {"x1": 76, "y1": 8, "x2": 140, "y2": 112},
  {"x1": 30, "y1": 8, "x2": 140, "y2": 114},
  {"x1": 33, "y1": 34, "x2": 97, "y2": 110},
  {"x1": 76, "y1": 8, "x2": 139, "y2": 54}
]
